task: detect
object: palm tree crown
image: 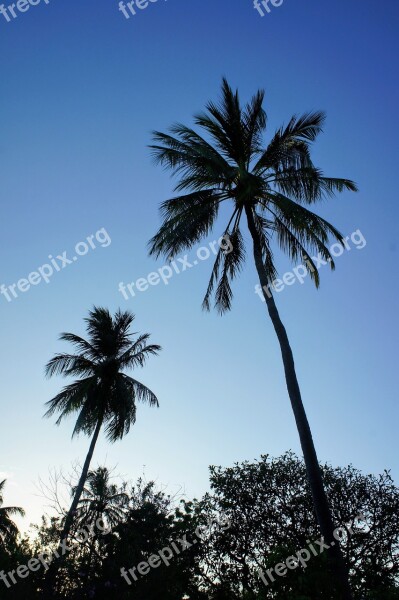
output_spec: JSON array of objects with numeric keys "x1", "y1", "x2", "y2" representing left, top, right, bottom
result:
[
  {"x1": 0, "y1": 479, "x2": 25, "y2": 547},
  {"x1": 44, "y1": 307, "x2": 161, "y2": 442},
  {"x1": 75, "y1": 467, "x2": 128, "y2": 530},
  {"x1": 149, "y1": 78, "x2": 357, "y2": 312}
]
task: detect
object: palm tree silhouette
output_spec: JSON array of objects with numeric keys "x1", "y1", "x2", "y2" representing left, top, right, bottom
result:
[
  {"x1": 75, "y1": 466, "x2": 128, "y2": 531},
  {"x1": 148, "y1": 79, "x2": 357, "y2": 598},
  {"x1": 0, "y1": 479, "x2": 25, "y2": 548},
  {"x1": 74, "y1": 467, "x2": 129, "y2": 589},
  {"x1": 44, "y1": 306, "x2": 160, "y2": 576}
]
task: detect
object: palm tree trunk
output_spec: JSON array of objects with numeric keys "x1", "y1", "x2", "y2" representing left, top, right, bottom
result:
[
  {"x1": 44, "y1": 417, "x2": 103, "y2": 596},
  {"x1": 245, "y1": 206, "x2": 353, "y2": 599},
  {"x1": 60, "y1": 418, "x2": 103, "y2": 544}
]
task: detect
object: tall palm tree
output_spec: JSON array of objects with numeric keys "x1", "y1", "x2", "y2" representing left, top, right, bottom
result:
[
  {"x1": 44, "y1": 307, "x2": 160, "y2": 570},
  {"x1": 148, "y1": 79, "x2": 357, "y2": 599},
  {"x1": 0, "y1": 479, "x2": 25, "y2": 548}
]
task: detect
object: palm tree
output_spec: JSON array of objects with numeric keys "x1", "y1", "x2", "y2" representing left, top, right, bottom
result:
[
  {"x1": 44, "y1": 307, "x2": 160, "y2": 568},
  {"x1": 75, "y1": 466, "x2": 128, "y2": 531},
  {"x1": 148, "y1": 79, "x2": 357, "y2": 599},
  {"x1": 0, "y1": 479, "x2": 25, "y2": 548},
  {"x1": 74, "y1": 467, "x2": 129, "y2": 588}
]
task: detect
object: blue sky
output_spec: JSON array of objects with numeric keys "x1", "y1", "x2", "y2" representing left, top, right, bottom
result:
[{"x1": 0, "y1": 0, "x2": 398, "y2": 529}]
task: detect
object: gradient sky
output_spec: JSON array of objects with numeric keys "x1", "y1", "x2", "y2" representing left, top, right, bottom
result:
[{"x1": 0, "y1": 0, "x2": 398, "y2": 531}]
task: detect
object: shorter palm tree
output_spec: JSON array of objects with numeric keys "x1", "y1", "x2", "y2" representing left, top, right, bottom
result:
[
  {"x1": 75, "y1": 467, "x2": 128, "y2": 531},
  {"x1": 44, "y1": 307, "x2": 161, "y2": 577},
  {"x1": 74, "y1": 467, "x2": 129, "y2": 587},
  {"x1": 0, "y1": 479, "x2": 25, "y2": 548}
]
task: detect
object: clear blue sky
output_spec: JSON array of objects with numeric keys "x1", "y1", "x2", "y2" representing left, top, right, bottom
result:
[{"x1": 0, "y1": 0, "x2": 398, "y2": 529}]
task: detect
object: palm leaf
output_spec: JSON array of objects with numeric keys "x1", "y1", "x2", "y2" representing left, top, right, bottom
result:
[{"x1": 148, "y1": 190, "x2": 224, "y2": 259}]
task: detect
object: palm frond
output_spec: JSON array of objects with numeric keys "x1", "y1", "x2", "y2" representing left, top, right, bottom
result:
[
  {"x1": 104, "y1": 376, "x2": 137, "y2": 442},
  {"x1": 214, "y1": 226, "x2": 246, "y2": 314},
  {"x1": 267, "y1": 212, "x2": 322, "y2": 286},
  {"x1": 251, "y1": 209, "x2": 278, "y2": 284},
  {"x1": 319, "y1": 177, "x2": 358, "y2": 195},
  {"x1": 150, "y1": 129, "x2": 235, "y2": 192},
  {"x1": 148, "y1": 189, "x2": 223, "y2": 259},
  {"x1": 254, "y1": 111, "x2": 325, "y2": 175},
  {"x1": 280, "y1": 111, "x2": 326, "y2": 142},
  {"x1": 270, "y1": 167, "x2": 358, "y2": 204},
  {"x1": 202, "y1": 208, "x2": 244, "y2": 312},
  {"x1": 260, "y1": 194, "x2": 344, "y2": 285},
  {"x1": 45, "y1": 354, "x2": 95, "y2": 379},
  {"x1": 265, "y1": 192, "x2": 345, "y2": 243},
  {"x1": 119, "y1": 339, "x2": 162, "y2": 370},
  {"x1": 44, "y1": 377, "x2": 97, "y2": 422},
  {"x1": 113, "y1": 309, "x2": 136, "y2": 339},
  {"x1": 0, "y1": 479, "x2": 24, "y2": 548},
  {"x1": 0, "y1": 506, "x2": 25, "y2": 518},
  {"x1": 72, "y1": 401, "x2": 101, "y2": 438},
  {"x1": 168, "y1": 123, "x2": 234, "y2": 178},
  {"x1": 122, "y1": 374, "x2": 159, "y2": 408},
  {"x1": 194, "y1": 78, "x2": 247, "y2": 164},
  {"x1": 242, "y1": 88, "x2": 267, "y2": 161},
  {"x1": 58, "y1": 333, "x2": 99, "y2": 360}
]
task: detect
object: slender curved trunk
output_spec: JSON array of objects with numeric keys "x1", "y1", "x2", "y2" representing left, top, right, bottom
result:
[
  {"x1": 44, "y1": 417, "x2": 103, "y2": 597},
  {"x1": 245, "y1": 206, "x2": 353, "y2": 600},
  {"x1": 60, "y1": 418, "x2": 103, "y2": 543}
]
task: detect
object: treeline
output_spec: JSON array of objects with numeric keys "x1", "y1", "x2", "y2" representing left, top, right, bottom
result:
[{"x1": 1, "y1": 453, "x2": 398, "y2": 599}]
